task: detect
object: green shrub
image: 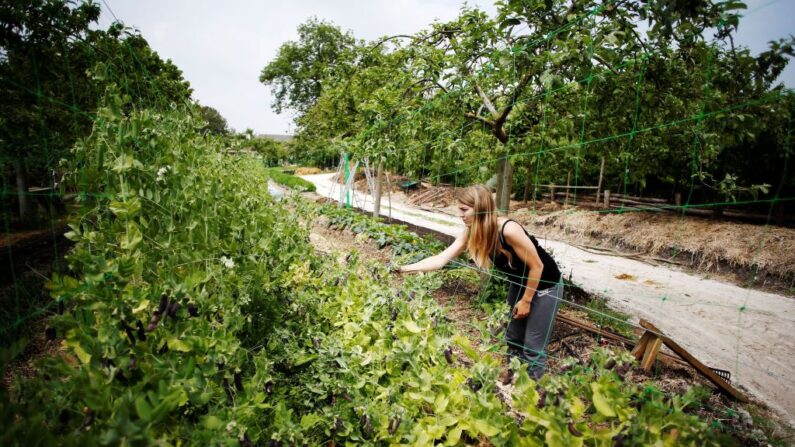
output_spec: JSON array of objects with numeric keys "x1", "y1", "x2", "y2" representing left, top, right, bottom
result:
[{"x1": 267, "y1": 168, "x2": 316, "y2": 192}]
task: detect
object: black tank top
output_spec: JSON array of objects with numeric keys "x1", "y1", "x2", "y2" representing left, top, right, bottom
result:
[{"x1": 491, "y1": 219, "x2": 561, "y2": 290}]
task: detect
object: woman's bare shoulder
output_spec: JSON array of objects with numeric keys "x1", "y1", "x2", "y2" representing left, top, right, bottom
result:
[{"x1": 500, "y1": 218, "x2": 526, "y2": 239}]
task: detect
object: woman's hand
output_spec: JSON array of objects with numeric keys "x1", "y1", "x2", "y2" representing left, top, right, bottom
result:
[{"x1": 513, "y1": 298, "x2": 532, "y2": 319}]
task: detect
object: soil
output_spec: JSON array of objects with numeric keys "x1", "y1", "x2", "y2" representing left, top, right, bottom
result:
[{"x1": 509, "y1": 204, "x2": 795, "y2": 297}]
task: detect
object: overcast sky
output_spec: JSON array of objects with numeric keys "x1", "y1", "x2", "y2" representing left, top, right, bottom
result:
[{"x1": 97, "y1": 0, "x2": 794, "y2": 135}]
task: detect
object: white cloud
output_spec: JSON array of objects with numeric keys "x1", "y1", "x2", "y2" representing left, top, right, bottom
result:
[{"x1": 98, "y1": 0, "x2": 794, "y2": 135}]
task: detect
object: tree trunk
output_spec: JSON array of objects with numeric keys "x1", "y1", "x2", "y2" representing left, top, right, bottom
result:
[
  {"x1": 522, "y1": 167, "x2": 531, "y2": 204},
  {"x1": 505, "y1": 160, "x2": 514, "y2": 210},
  {"x1": 498, "y1": 159, "x2": 513, "y2": 213},
  {"x1": 373, "y1": 160, "x2": 383, "y2": 218},
  {"x1": 495, "y1": 157, "x2": 505, "y2": 208},
  {"x1": 14, "y1": 157, "x2": 31, "y2": 223}
]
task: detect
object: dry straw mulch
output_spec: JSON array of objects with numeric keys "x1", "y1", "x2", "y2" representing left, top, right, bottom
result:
[{"x1": 518, "y1": 208, "x2": 795, "y2": 281}]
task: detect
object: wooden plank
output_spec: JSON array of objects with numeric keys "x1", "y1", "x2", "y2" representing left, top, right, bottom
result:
[
  {"x1": 641, "y1": 336, "x2": 663, "y2": 371},
  {"x1": 631, "y1": 331, "x2": 653, "y2": 360},
  {"x1": 639, "y1": 319, "x2": 747, "y2": 402},
  {"x1": 556, "y1": 313, "x2": 688, "y2": 368},
  {"x1": 557, "y1": 313, "x2": 634, "y2": 345}
]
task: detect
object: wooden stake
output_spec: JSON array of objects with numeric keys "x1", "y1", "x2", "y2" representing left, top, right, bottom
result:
[
  {"x1": 386, "y1": 171, "x2": 392, "y2": 221},
  {"x1": 596, "y1": 156, "x2": 605, "y2": 205},
  {"x1": 565, "y1": 170, "x2": 571, "y2": 205},
  {"x1": 639, "y1": 319, "x2": 747, "y2": 402},
  {"x1": 631, "y1": 331, "x2": 653, "y2": 360},
  {"x1": 640, "y1": 335, "x2": 663, "y2": 371},
  {"x1": 373, "y1": 160, "x2": 383, "y2": 218}
]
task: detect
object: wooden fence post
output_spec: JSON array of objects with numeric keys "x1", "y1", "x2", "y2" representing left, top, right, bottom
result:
[
  {"x1": 604, "y1": 189, "x2": 611, "y2": 209},
  {"x1": 373, "y1": 160, "x2": 383, "y2": 218},
  {"x1": 565, "y1": 171, "x2": 571, "y2": 205},
  {"x1": 550, "y1": 183, "x2": 556, "y2": 204},
  {"x1": 595, "y1": 156, "x2": 605, "y2": 206}
]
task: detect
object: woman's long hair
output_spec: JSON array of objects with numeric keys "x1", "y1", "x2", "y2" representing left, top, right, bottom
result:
[{"x1": 456, "y1": 185, "x2": 512, "y2": 269}]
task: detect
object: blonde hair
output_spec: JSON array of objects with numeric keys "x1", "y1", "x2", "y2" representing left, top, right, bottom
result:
[{"x1": 456, "y1": 185, "x2": 512, "y2": 269}]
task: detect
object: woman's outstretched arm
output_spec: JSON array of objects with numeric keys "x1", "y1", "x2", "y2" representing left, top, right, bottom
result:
[{"x1": 398, "y1": 230, "x2": 468, "y2": 273}]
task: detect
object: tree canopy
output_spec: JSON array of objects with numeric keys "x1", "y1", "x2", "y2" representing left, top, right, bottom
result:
[
  {"x1": 0, "y1": 0, "x2": 192, "y2": 224},
  {"x1": 199, "y1": 104, "x2": 229, "y2": 135},
  {"x1": 264, "y1": 0, "x2": 794, "y2": 214},
  {"x1": 259, "y1": 18, "x2": 357, "y2": 116}
]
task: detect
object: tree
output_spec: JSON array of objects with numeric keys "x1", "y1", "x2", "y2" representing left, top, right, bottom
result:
[
  {"x1": 0, "y1": 0, "x2": 192, "y2": 224},
  {"x1": 260, "y1": 18, "x2": 357, "y2": 116},
  {"x1": 269, "y1": 1, "x2": 793, "y2": 218},
  {"x1": 1, "y1": 0, "x2": 101, "y2": 223},
  {"x1": 199, "y1": 104, "x2": 229, "y2": 135},
  {"x1": 90, "y1": 23, "x2": 192, "y2": 109}
]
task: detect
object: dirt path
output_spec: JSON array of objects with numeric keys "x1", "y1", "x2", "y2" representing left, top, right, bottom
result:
[{"x1": 301, "y1": 172, "x2": 795, "y2": 427}]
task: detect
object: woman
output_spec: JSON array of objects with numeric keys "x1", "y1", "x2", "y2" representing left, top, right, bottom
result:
[{"x1": 398, "y1": 185, "x2": 563, "y2": 379}]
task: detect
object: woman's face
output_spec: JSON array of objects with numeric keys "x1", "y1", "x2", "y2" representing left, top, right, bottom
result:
[{"x1": 457, "y1": 202, "x2": 475, "y2": 227}]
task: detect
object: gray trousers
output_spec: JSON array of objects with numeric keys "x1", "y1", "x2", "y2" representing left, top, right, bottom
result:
[{"x1": 505, "y1": 281, "x2": 563, "y2": 380}]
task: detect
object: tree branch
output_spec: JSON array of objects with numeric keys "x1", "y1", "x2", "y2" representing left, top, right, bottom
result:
[
  {"x1": 592, "y1": 53, "x2": 619, "y2": 75},
  {"x1": 628, "y1": 23, "x2": 650, "y2": 54},
  {"x1": 475, "y1": 84, "x2": 499, "y2": 118},
  {"x1": 369, "y1": 34, "x2": 414, "y2": 52},
  {"x1": 494, "y1": 65, "x2": 535, "y2": 129},
  {"x1": 402, "y1": 78, "x2": 448, "y2": 97},
  {"x1": 464, "y1": 111, "x2": 495, "y2": 128}
]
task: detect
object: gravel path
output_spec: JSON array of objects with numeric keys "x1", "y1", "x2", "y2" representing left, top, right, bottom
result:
[{"x1": 301, "y1": 172, "x2": 795, "y2": 426}]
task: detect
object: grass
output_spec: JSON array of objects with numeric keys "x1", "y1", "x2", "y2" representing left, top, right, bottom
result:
[
  {"x1": 266, "y1": 168, "x2": 316, "y2": 192},
  {"x1": 560, "y1": 284, "x2": 636, "y2": 339}
]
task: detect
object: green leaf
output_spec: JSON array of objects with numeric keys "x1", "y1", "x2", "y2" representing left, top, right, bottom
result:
[
  {"x1": 63, "y1": 339, "x2": 91, "y2": 364},
  {"x1": 591, "y1": 383, "x2": 616, "y2": 417},
  {"x1": 133, "y1": 299, "x2": 150, "y2": 314},
  {"x1": 472, "y1": 418, "x2": 501, "y2": 436},
  {"x1": 135, "y1": 396, "x2": 153, "y2": 421},
  {"x1": 301, "y1": 413, "x2": 322, "y2": 429},
  {"x1": 499, "y1": 18, "x2": 521, "y2": 29},
  {"x1": 167, "y1": 338, "x2": 192, "y2": 352},
  {"x1": 293, "y1": 352, "x2": 317, "y2": 367},
  {"x1": 112, "y1": 154, "x2": 144, "y2": 173},
  {"x1": 109, "y1": 198, "x2": 141, "y2": 218},
  {"x1": 404, "y1": 320, "x2": 422, "y2": 334},
  {"x1": 120, "y1": 223, "x2": 143, "y2": 251},
  {"x1": 203, "y1": 415, "x2": 224, "y2": 430}
]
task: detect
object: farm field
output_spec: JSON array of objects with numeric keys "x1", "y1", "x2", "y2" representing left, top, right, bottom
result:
[{"x1": 299, "y1": 171, "x2": 795, "y2": 427}]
